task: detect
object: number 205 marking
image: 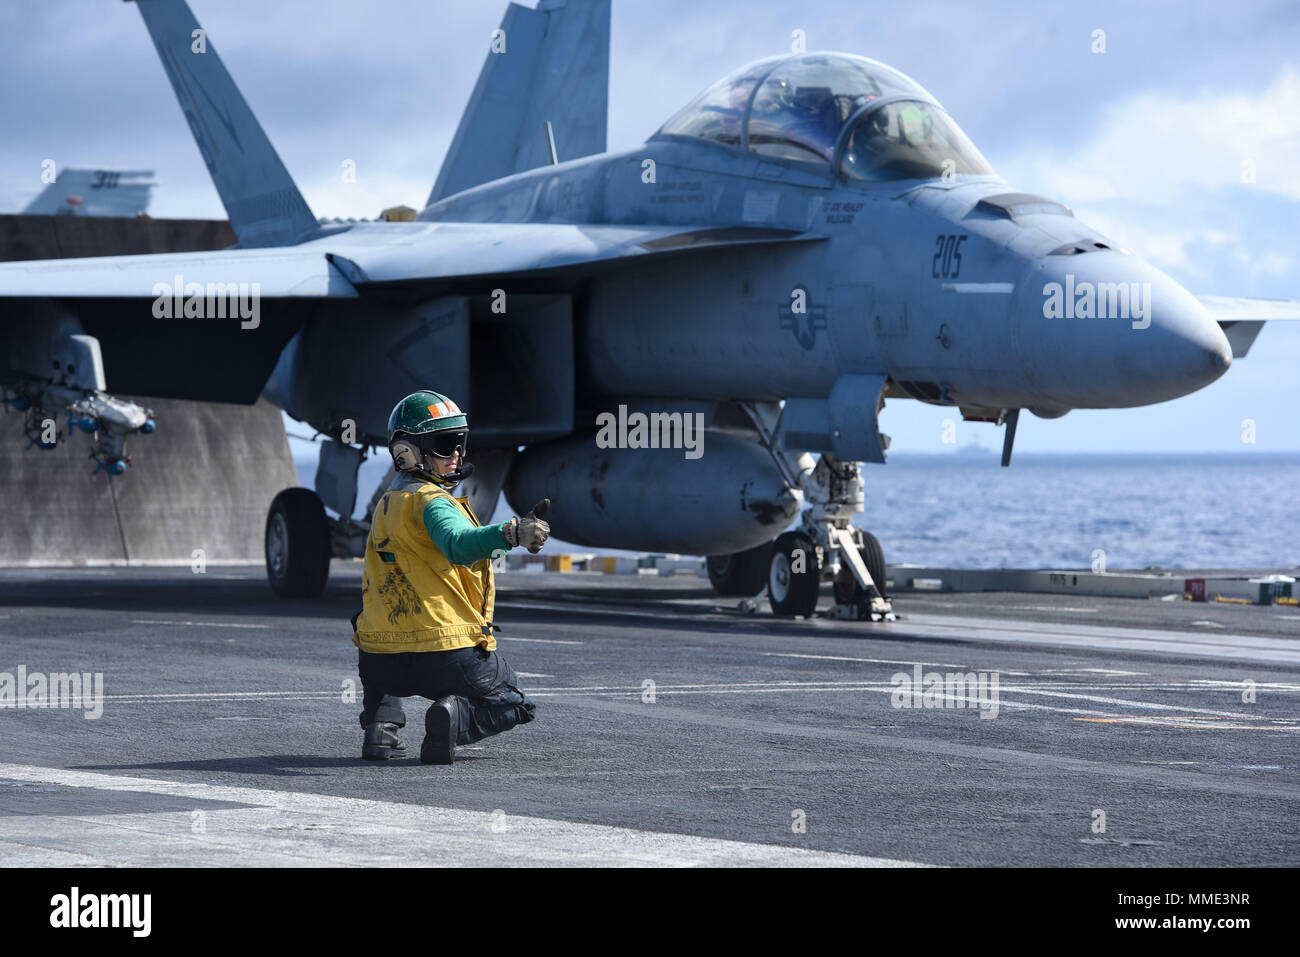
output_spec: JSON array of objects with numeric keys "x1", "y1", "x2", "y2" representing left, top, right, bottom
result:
[{"x1": 932, "y1": 233, "x2": 967, "y2": 278}]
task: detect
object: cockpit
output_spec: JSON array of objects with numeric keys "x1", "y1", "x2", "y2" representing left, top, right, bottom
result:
[{"x1": 656, "y1": 53, "x2": 993, "y2": 182}]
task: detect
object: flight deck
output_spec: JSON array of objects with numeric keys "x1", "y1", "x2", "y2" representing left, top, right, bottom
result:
[{"x1": 1, "y1": 564, "x2": 1296, "y2": 867}]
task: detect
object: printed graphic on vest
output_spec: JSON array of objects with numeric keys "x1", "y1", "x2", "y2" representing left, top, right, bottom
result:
[{"x1": 378, "y1": 564, "x2": 421, "y2": 625}]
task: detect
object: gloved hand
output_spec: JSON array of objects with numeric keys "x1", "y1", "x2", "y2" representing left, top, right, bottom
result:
[{"x1": 504, "y1": 499, "x2": 551, "y2": 553}]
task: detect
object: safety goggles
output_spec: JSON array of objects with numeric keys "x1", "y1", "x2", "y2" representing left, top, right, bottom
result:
[{"x1": 423, "y1": 430, "x2": 468, "y2": 459}]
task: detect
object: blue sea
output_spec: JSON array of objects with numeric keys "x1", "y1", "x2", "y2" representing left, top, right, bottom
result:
[
  {"x1": 859, "y1": 452, "x2": 1299, "y2": 570},
  {"x1": 294, "y1": 443, "x2": 1299, "y2": 571}
]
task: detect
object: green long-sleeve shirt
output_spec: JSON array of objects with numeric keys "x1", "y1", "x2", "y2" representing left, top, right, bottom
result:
[{"x1": 422, "y1": 497, "x2": 511, "y2": 566}]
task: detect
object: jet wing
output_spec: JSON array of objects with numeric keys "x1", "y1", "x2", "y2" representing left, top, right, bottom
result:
[
  {"x1": 0, "y1": 247, "x2": 357, "y2": 299},
  {"x1": 321, "y1": 223, "x2": 824, "y2": 293},
  {"x1": 0, "y1": 222, "x2": 822, "y2": 300},
  {"x1": 1198, "y1": 295, "x2": 1300, "y2": 358}
]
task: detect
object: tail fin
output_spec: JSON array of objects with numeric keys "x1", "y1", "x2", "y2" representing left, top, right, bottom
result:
[
  {"x1": 429, "y1": 0, "x2": 610, "y2": 204},
  {"x1": 23, "y1": 169, "x2": 155, "y2": 217},
  {"x1": 128, "y1": 0, "x2": 316, "y2": 247}
]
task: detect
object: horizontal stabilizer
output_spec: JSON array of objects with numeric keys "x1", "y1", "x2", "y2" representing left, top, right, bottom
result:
[{"x1": 1198, "y1": 295, "x2": 1300, "y2": 357}]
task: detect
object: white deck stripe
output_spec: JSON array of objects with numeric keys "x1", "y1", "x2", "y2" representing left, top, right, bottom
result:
[
  {"x1": 761, "y1": 652, "x2": 970, "y2": 668},
  {"x1": 898, "y1": 613, "x2": 1300, "y2": 664},
  {"x1": 0, "y1": 764, "x2": 927, "y2": 868},
  {"x1": 5, "y1": 678, "x2": 1295, "y2": 707},
  {"x1": 498, "y1": 600, "x2": 1299, "y2": 664},
  {"x1": 498, "y1": 635, "x2": 584, "y2": 645},
  {"x1": 130, "y1": 619, "x2": 271, "y2": 629}
]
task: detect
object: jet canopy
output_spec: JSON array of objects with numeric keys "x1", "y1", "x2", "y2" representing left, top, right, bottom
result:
[{"x1": 657, "y1": 53, "x2": 993, "y2": 182}]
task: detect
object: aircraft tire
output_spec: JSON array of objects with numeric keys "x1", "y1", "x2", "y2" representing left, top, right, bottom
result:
[
  {"x1": 265, "y1": 488, "x2": 331, "y2": 598},
  {"x1": 832, "y1": 531, "x2": 888, "y2": 605},
  {"x1": 768, "y1": 531, "x2": 820, "y2": 618},
  {"x1": 706, "y1": 541, "x2": 773, "y2": 596}
]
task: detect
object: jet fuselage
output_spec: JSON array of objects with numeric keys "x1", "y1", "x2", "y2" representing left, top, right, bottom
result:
[{"x1": 422, "y1": 136, "x2": 1232, "y2": 417}]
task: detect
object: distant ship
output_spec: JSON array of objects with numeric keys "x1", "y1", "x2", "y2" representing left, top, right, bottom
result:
[{"x1": 954, "y1": 438, "x2": 994, "y2": 456}]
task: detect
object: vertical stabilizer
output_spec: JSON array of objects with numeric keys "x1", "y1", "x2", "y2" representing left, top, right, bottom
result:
[
  {"x1": 429, "y1": 0, "x2": 610, "y2": 204},
  {"x1": 129, "y1": 0, "x2": 317, "y2": 247},
  {"x1": 22, "y1": 169, "x2": 156, "y2": 217}
]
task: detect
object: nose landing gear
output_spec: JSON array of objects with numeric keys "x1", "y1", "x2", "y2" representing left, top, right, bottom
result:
[
  {"x1": 759, "y1": 502, "x2": 894, "y2": 621},
  {"x1": 767, "y1": 530, "x2": 821, "y2": 617},
  {"x1": 823, "y1": 525, "x2": 894, "y2": 622},
  {"x1": 729, "y1": 402, "x2": 897, "y2": 622}
]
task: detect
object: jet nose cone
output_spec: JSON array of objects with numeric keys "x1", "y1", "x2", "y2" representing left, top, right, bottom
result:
[
  {"x1": 1016, "y1": 254, "x2": 1232, "y2": 408},
  {"x1": 1134, "y1": 276, "x2": 1234, "y2": 390}
]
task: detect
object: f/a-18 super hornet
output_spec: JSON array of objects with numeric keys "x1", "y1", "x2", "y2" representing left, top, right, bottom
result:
[
  {"x1": 20, "y1": 169, "x2": 156, "y2": 218},
  {"x1": 1, "y1": 0, "x2": 1295, "y2": 618}
]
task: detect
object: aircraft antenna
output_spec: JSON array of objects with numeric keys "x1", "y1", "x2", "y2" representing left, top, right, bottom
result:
[{"x1": 545, "y1": 121, "x2": 559, "y2": 165}]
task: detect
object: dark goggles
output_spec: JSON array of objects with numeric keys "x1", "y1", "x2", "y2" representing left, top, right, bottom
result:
[{"x1": 421, "y1": 430, "x2": 468, "y2": 459}]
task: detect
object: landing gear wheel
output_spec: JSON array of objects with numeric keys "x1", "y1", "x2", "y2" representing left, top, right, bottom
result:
[
  {"x1": 833, "y1": 530, "x2": 888, "y2": 605},
  {"x1": 706, "y1": 541, "x2": 773, "y2": 596},
  {"x1": 768, "y1": 531, "x2": 820, "y2": 618},
  {"x1": 266, "y1": 488, "x2": 331, "y2": 598}
]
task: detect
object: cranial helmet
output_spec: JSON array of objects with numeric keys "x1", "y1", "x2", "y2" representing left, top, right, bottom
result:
[{"x1": 387, "y1": 391, "x2": 472, "y2": 485}]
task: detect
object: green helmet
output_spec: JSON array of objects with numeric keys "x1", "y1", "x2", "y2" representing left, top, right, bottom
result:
[{"x1": 387, "y1": 390, "x2": 468, "y2": 443}]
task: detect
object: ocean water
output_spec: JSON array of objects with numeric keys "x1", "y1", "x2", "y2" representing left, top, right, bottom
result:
[
  {"x1": 294, "y1": 445, "x2": 1299, "y2": 571},
  {"x1": 859, "y1": 452, "x2": 1300, "y2": 570}
]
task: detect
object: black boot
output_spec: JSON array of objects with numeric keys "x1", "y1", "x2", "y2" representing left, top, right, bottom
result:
[
  {"x1": 362, "y1": 722, "x2": 406, "y2": 761},
  {"x1": 420, "y1": 697, "x2": 459, "y2": 765}
]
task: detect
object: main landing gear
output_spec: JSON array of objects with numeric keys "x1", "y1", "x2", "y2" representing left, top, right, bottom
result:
[
  {"x1": 752, "y1": 455, "x2": 895, "y2": 620},
  {"x1": 264, "y1": 434, "x2": 388, "y2": 599}
]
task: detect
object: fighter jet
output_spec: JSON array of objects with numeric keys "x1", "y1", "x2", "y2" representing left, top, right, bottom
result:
[
  {"x1": 1, "y1": 0, "x2": 1295, "y2": 618},
  {"x1": 21, "y1": 169, "x2": 156, "y2": 218}
]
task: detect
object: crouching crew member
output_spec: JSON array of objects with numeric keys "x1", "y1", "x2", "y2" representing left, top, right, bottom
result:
[{"x1": 353, "y1": 390, "x2": 551, "y2": 764}]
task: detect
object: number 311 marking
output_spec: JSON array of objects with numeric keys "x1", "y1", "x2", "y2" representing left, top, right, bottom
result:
[{"x1": 932, "y1": 234, "x2": 967, "y2": 279}]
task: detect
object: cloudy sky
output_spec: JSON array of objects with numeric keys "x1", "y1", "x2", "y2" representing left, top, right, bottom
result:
[{"x1": 1, "y1": 0, "x2": 1297, "y2": 453}]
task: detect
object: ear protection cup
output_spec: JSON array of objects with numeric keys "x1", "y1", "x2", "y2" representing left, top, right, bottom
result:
[{"x1": 390, "y1": 440, "x2": 421, "y2": 472}]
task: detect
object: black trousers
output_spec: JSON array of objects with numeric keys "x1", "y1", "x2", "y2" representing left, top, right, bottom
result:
[{"x1": 357, "y1": 644, "x2": 536, "y2": 746}]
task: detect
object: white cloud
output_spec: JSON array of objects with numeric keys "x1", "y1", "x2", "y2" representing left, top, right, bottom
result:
[
  {"x1": 1003, "y1": 67, "x2": 1300, "y2": 204},
  {"x1": 1067, "y1": 210, "x2": 1234, "y2": 276}
]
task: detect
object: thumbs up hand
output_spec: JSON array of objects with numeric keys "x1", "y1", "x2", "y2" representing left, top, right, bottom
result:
[{"x1": 505, "y1": 499, "x2": 552, "y2": 553}]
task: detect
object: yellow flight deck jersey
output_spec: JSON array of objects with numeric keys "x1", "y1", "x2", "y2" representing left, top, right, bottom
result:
[{"x1": 354, "y1": 472, "x2": 513, "y2": 654}]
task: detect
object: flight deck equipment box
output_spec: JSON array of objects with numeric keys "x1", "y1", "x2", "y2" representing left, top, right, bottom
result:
[{"x1": 1185, "y1": 575, "x2": 1294, "y2": 604}]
